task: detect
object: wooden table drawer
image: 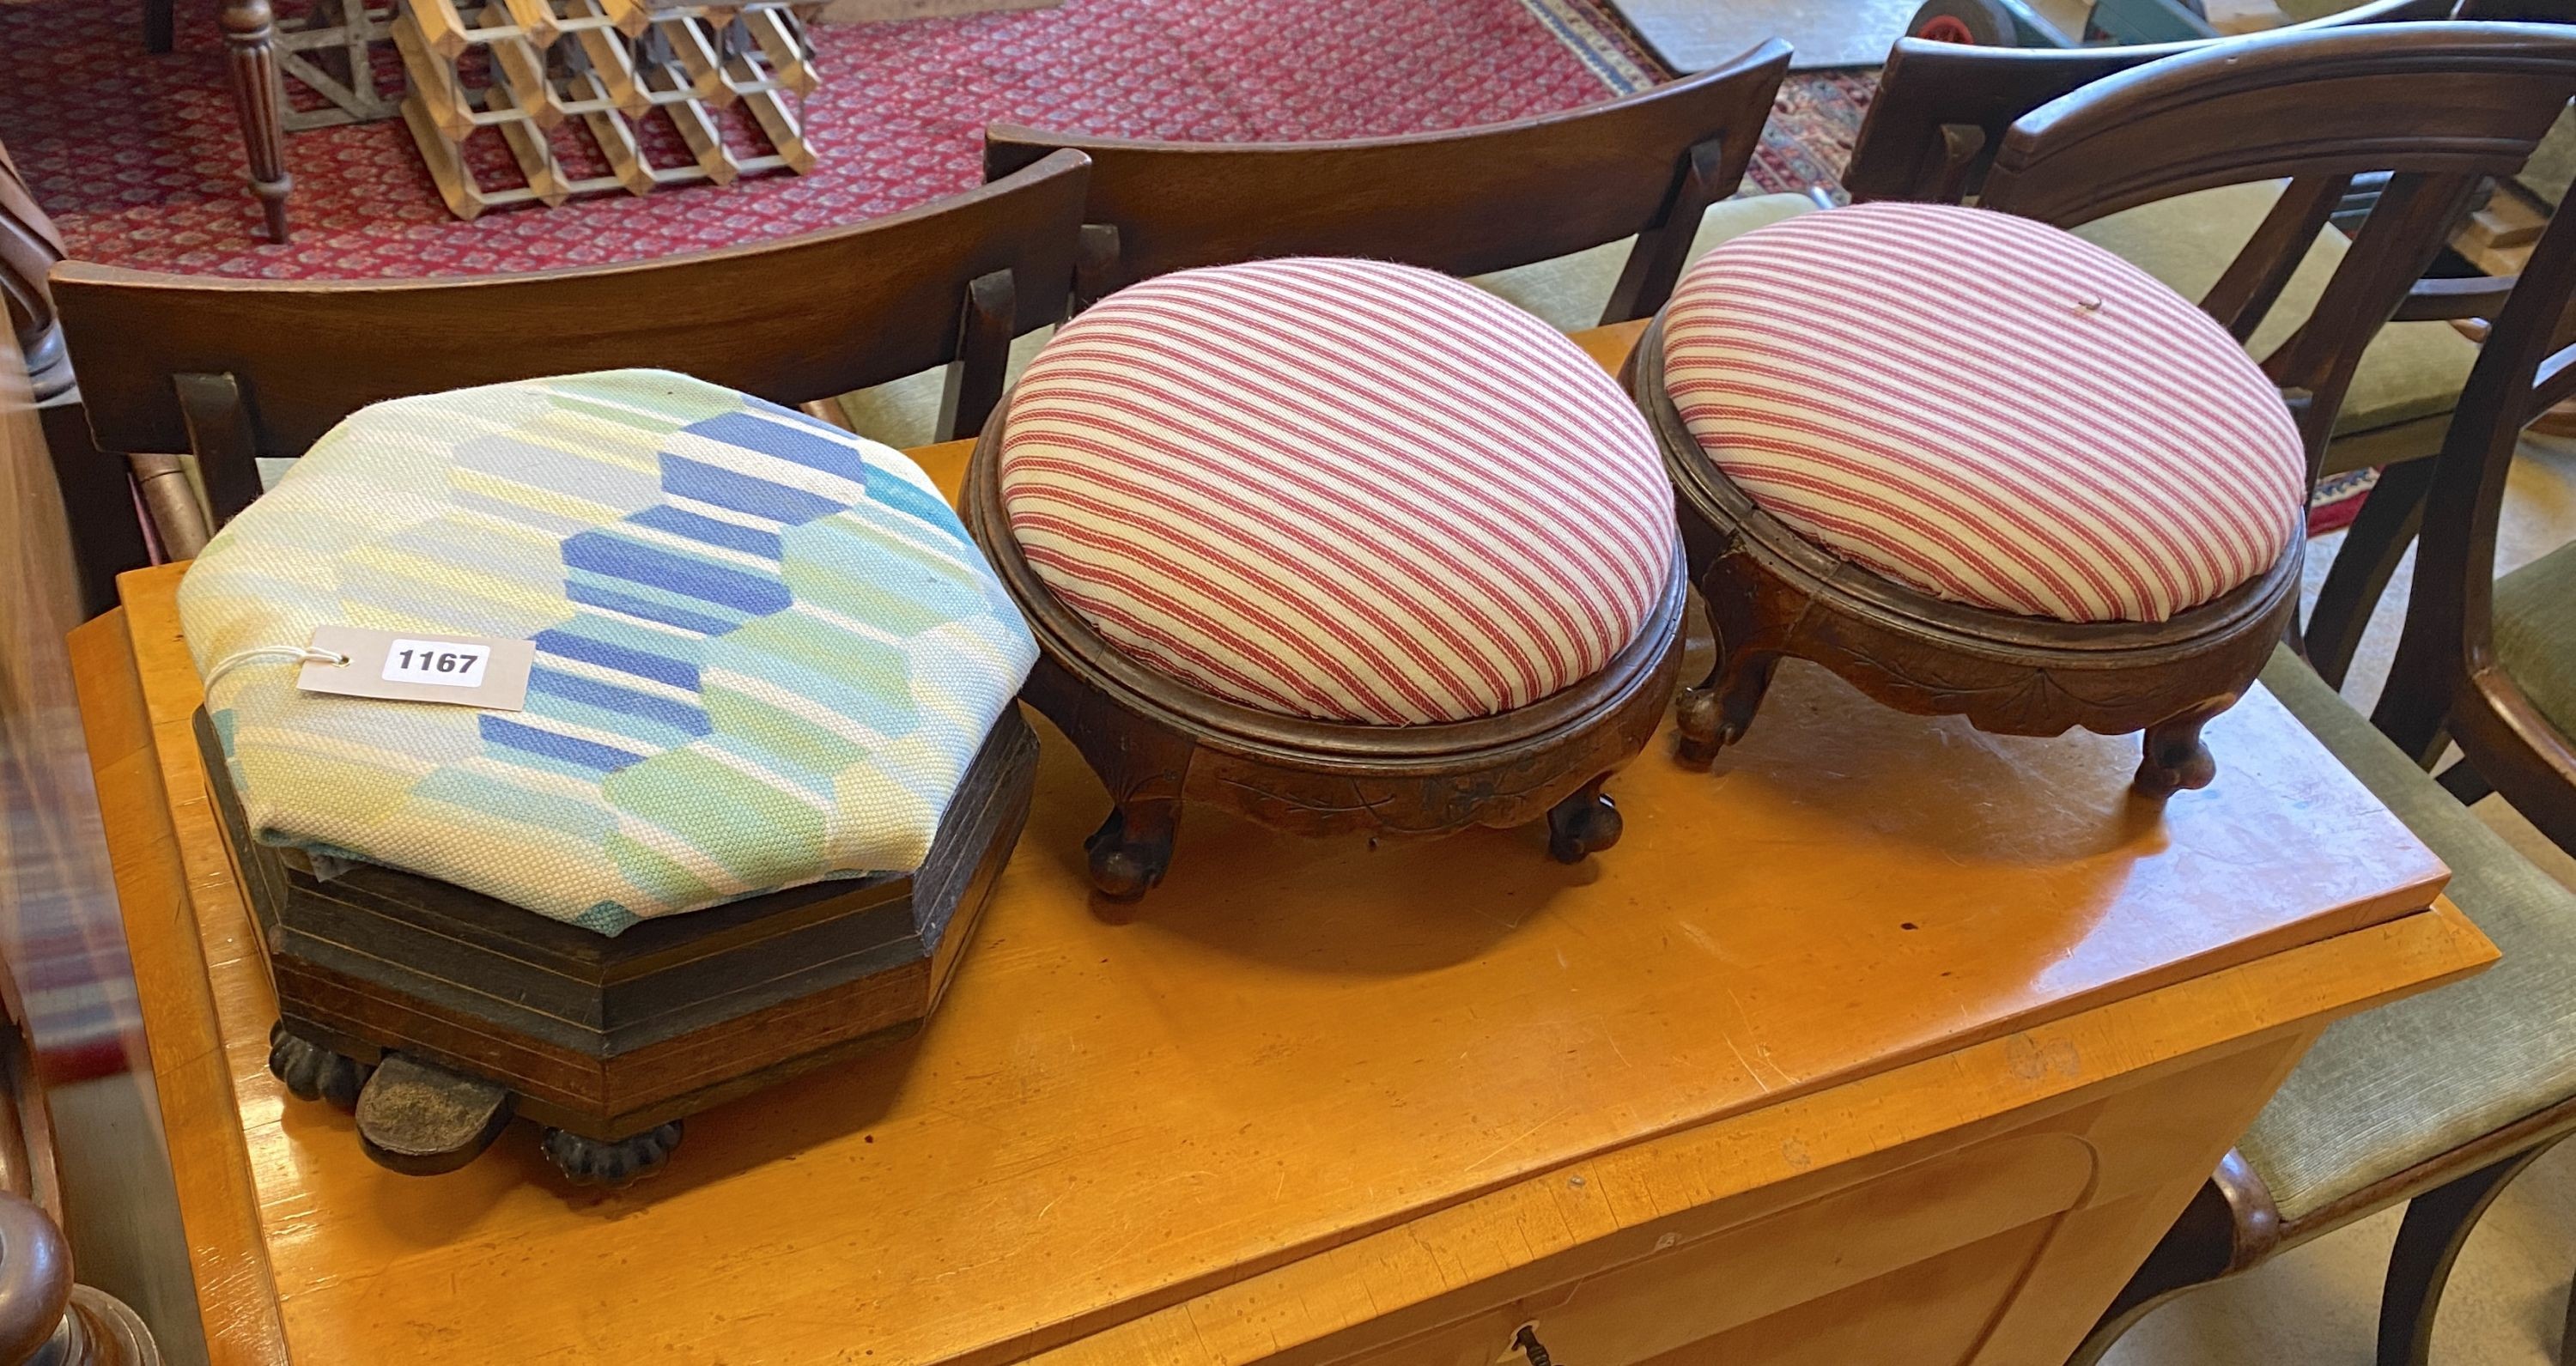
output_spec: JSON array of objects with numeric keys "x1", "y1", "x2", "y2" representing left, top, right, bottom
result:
[{"x1": 1336, "y1": 1129, "x2": 2096, "y2": 1366}]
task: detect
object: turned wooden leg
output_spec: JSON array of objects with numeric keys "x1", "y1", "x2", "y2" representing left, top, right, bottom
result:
[
  {"x1": 221, "y1": 0, "x2": 293, "y2": 242},
  {"x1": 2134, "y1": 694, "x2": 2239, "y2": 799},
  {"x1": 1543, "y1": 774, "x2": 1622, "y2": 864},
  {"x1": 1674, "y1": 647, "x2": 1778, "y2": 765},
  {"x1": 2379, "y1": 1142, "x2": 2561, "y2": 1365},
  {"x1": 1084, "y1": 798, "x2": 1181, "y2": 903}
]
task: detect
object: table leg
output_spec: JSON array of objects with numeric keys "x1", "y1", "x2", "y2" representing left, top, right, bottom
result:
[{"x1": 219, "y1": 0, "x2": 292, "y2": 242}]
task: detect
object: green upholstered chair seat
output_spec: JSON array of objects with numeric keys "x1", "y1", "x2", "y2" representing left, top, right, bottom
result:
[
  {"x1": 2237, "y1": 647, "x2": 2576, "y2": 1220},
  {"x1": 2492, "y1": 540, "x2": 2576, "y2": 743},
  {"x1": 2075, "y1": 181, "x2": 2482, "y2": 477},
  {"x1": 821, "y1": 194, "x2": 1826, "y2": 449},
  {"x1": 1469, "y1": 191, "x2": 1820, "y2": 334}
]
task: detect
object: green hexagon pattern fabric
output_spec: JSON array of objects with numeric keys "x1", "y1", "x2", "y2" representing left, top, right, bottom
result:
[{"x1": 176, "y1": 370, "x2": 1037, "y2": 935}]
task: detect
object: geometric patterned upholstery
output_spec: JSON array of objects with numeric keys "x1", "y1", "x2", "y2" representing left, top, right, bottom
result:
[
  {"x1": 1663, "y1": 201, "x2": 2310, "y2": 624},
  {"x1": 996, "y1": 258, "x2": 1678, "y2": 725},
  {"x1": 178, "y1": 370, "x2": 1037, "y2": 934},
  {"x1": 2242, "y1": 647, "x2": 2576, "y2": 1219}
]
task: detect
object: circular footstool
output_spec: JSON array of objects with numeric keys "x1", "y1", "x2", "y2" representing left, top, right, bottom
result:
[
  {"x1": 1635, "y1": 202, "x2": 2308, "y2": 796},
  {"x1": 964, "y1": 258, "x2": 1688, "y2": 902}
]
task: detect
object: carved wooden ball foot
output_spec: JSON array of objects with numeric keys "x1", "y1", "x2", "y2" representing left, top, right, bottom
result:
[
  {"x1": 543, "y1": 1123, "x2": 684, "y2": 1189},
  {"x1": 1545, "y1": 781, "x2": 1623, "y2": 864},
  {"x1": 268, "y1": 1022, "x2": 369, "y2": 1112},
  {"x1": 1084, "y1": 806, "x2": 1177, "y2": 902},
  {"x1": 1674, "y1": 685, "x2": 1726, "y2": 763},
  {"x1": 2132, "y1": 700, "x2": 2233, "y2": 800}
]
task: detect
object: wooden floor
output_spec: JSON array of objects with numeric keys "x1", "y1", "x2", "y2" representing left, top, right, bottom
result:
[
  {"x1": 1604, "y1": 0, "x2": 1924, "y2": 70},
  {"x1": 1597, "y1": 0, "x2": 2287, "y2": 73}
]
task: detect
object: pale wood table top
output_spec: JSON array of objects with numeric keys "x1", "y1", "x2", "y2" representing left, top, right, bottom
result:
[{"x1": 72, "y1": 321, "x2": 2493, "y2": 1366}]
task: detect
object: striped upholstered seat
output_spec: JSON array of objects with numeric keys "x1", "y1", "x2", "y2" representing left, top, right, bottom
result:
[
  {"x1": 178, "y1": 370, "x2": 1037, "y2": 933},
  {"x1": 995, "y1": 258, "x2": 1678, "y2": 726},
  {"x1": 1661, "y1": 201, "x2": 2309, "y2": 625}
]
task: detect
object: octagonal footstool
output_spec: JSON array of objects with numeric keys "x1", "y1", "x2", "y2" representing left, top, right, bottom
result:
[
  {"x1": 178, "y1": 370, "x2": 1040, "y2": 1186},
  {"x1": 963, "y1": 258, "x2": 1688, "y2": 902}
]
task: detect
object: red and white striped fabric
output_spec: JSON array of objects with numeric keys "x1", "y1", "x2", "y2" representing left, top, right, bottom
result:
[
  {"x1": 996, "y1": 258, "x2": 1677, "y2": 725},
  {"x1": 1663, "y1": 201, "x2": 2307, "y2": 624}
]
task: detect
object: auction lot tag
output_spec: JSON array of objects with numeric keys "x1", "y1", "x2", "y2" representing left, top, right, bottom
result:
[{"x1": 295, "y1": 625, "x2": 533, "y2": 711}]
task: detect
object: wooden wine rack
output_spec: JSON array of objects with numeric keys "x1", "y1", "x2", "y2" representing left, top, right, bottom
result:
[{"x1": 392, "y1": 0, "x2": 821, "y2": 219}]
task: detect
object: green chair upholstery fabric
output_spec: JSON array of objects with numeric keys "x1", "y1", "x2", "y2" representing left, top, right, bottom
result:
[
  {"x1": 817, "y1": 193, "x2": 1824, "y2": 450},
  {"x1": 2492, "y1": 540, "x2": 2576, "y2": 742},
  {"x1": 2075, "y1": 181, "x2": 2482, "y2": 477},
  {"x1": 2237, "y1": 647, "x2": 2576, "y2": 1220},
  {"x1": 1468, "y1": 192, "x2": 1820, "y2": 334}
]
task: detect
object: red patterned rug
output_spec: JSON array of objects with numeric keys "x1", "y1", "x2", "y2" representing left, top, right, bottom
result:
[{"x1": 0, "y1": 0, "x2": 1871, "y2": 280}]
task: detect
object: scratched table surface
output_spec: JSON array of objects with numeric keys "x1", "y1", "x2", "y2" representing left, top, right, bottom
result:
[{"x1": 72, "y1": 325, "x2": 2468, "y2": 1365}]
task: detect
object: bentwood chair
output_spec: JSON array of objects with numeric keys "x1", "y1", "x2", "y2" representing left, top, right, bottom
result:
[
  {"x1": 979, "y1": 39, "x2": 1793, "y2": 318},
  {"x1": 1844, "y1": 0, "x2": 2544, "y2": 689},
  {"x1": 47, "y1": 149, "x2": 1093, "y2": 558},
  {"x1": 2074, "y1": 196, "x2": 2576, "y2": 1366},
  {"x1": 2374, "y1": 180, "x2": 2576, "y2": 856},
  {"x1": 1640, "y1": 21, "x2": 2576, "y2": 796}
]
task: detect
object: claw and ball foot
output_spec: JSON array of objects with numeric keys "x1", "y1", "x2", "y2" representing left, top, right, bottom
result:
[
  {"x1": 1545, "y1": 778, "x2": 1623, "y2": 864},
  {"x1": 543, "y1": 1121, "x2": 683, "y2": 1188},
  {"x1": 2134, "y1": 695, "x2": 2236, "y2": 799},
  {"x1": 1084, "y1": 803, "x2": 1177, "y2": 902},
  {"x1": 268, "y1": 1021, "x2": 371, "y2": 1111}
]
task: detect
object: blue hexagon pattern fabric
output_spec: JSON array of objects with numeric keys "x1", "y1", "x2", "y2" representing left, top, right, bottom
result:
[{"x1": 176, "y1": 370, "x2": 1038, "y2": 935}]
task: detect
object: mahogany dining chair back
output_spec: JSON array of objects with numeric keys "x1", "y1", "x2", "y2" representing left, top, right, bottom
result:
[
  {"x1": 1842, "y1": 0, "x2": 2448, "y2": 207},
  {"x1": 0, "y1": 133, "x2": 143, "y2": 620},
  {"x1": 1975, "y1": 20, "x2": 2576, "y2": 474},
  {"x1": 47, "y1": 149, "x2": 1093, "y2": 549},
  {"x1": 979, "y1": 39, "x2": 1791, "y2": 319},
  {"x1": 2373, "y1": 172, "x2": 2576, "y2": 853}
]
